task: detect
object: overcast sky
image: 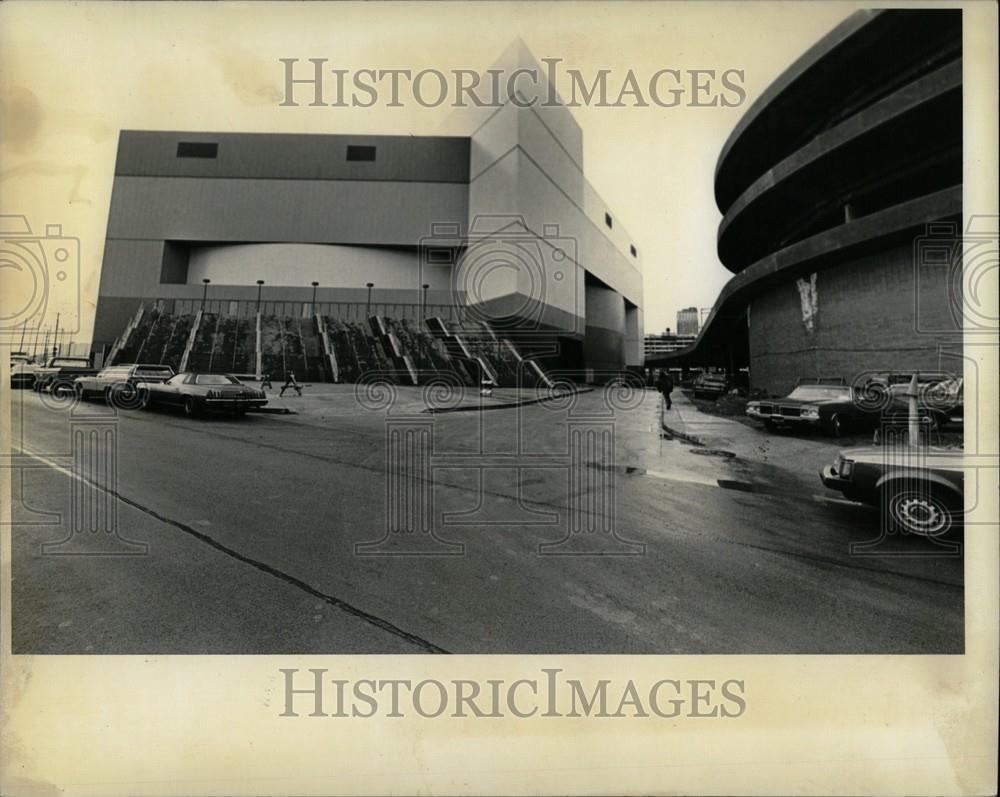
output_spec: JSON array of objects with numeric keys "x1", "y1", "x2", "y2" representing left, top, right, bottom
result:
[{"x1": 2, "y1": 2, "x2": 856, "y2": 342}]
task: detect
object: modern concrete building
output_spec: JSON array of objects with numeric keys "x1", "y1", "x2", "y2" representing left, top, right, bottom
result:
[
  {"x1": 644, "y1": 331, "x2": 696, "y2": 360},
  {"x1": 649, "y1": 9, "x2": 962, "y2": 395},
  {"x1": 92, "y1": 41, "x2": 643, "y2": 382}
]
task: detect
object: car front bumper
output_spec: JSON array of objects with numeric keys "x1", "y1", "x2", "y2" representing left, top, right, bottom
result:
[
  {"x1": 204, "y1": 397, "x2": 268, "y2": 410},
  {"x1": 747, "y1": 409, "x2": 821, "y2": 425}
]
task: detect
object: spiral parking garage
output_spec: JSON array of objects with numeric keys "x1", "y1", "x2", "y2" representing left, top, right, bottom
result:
[{"x1": 650, "y1": 9, "x2": 964, "y2": 395}]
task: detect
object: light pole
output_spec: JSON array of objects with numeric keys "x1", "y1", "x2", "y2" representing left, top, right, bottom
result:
[
  {"x1": 366, "y1": 282, "x2": 374, "y2": 316},
  {"x1": 311, "y1": 281, "x2": 319, "y2": 316},
  {"x1": 421, "y1": 283, "x2": 429, "y2": 318},
  {"x1": 201, "y1": 278, "x2": 211, "y2": 311},
  {"x1": 18, "y1": 319, "x2": 27, "y2": 352},
  {"x1": 256, "y1": 280, "x2": 265, "y2": 313},
  {"x1": 52, "y1": 313, "x2": 61, "y2": 356}
]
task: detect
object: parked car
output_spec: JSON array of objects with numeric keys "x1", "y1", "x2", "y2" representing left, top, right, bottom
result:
[
  {"x1": 746, "y1": 380, "x2": 877, "y2": 437},
  {"x1": 32, "y1": 356, "x2": 98, "y2": 394},
  {"x1": 820, "y1": 446, "x2": 964, "y2": 538},
  {"x1": 75, "y1": 364, "x2": 175, "y2": 403},
  {"x1": 879, "y1": 375, "x2": 964, "y2": 430},
  {"x1": 136, "y1": 372, "x2": 267, "y2": 416},
  {"x1": 692, "y1": 372, "x2": 728, "y2": 399},
  {"x1": 9, "y1": 353, "x2": 40, "y2": 388}
]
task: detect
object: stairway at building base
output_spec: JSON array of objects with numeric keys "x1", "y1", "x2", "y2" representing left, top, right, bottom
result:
[
  {"x1": 184, "y1": 312, "x2": 256, "y2": 375},
  {"x1": 107, "y1": 303, "x2": 557, "y2": 388},
  {"x1": 109, "y1": 304, "x2": 196, "y2": 372}
]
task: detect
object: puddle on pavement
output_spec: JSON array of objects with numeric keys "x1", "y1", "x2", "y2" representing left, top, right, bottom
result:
[{"x1": 585, "y1": 461, "x2": 719, "y2": 488}]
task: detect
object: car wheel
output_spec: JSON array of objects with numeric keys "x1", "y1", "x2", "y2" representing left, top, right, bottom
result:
[
  {"x1": 138, "y1": 389, "x2": 150, "y2": 409},
  {"x1": 183, "y1": 396, "x2": 198, "y2": 417},
  {"x1": 828, "y1": 413, "x2": 844, "y2": 438},
  {"x1": 763, "y1": 419, "x2": 778, "y2": 432},
  {"x1": 75, "y1": 383, "x2": 86, "y2": 401},
  {"x1": 885, "y1": 486, "x2": 958, "y2": 538}
]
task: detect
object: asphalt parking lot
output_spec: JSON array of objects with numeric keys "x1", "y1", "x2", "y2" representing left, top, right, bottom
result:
[{"x1": 9, "y1": 385, "x2": 964, "y2": 654}]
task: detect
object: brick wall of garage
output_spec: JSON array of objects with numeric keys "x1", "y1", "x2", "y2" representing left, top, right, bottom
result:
[{"x1": 748, "y1": 241, "x2": 962, "y2": 395}]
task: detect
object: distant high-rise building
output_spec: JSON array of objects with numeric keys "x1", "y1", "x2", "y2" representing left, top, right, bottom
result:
[
  {"x1": 676, "y1": 307, "x2": 700, "y2": 336},
  {"x1": 644, "y1": 328, "x2": 696, "y2": 360}
]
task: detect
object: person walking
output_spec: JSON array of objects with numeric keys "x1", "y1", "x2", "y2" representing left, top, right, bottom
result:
[
  {"x1": 279, "y1": 371, "x2": 302, "y2": 397},
  {"x1": 657, "y1": 369, "x2": 674, "y2": 410},
  {"x1": 260, "y1": 372, "x2": 273, "y2": 390}
]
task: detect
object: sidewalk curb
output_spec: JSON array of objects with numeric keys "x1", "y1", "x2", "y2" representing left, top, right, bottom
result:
[
  {"x1": 423, "y1": 387, "x2": 595, "y2": 414},
  {"x1": 659, "y1": 405, "x2": 705, "y2": 447}
]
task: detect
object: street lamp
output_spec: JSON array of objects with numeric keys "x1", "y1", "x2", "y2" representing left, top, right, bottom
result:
[
  {"x1": 256, "y1": 279, "x2": 265, "y2": 313},
  {"x1": 201, "y1": 278, "x2": 211, "y2": 311},
  {"x1": 421, "y1": 283, "x2": 429, "y2": 318},
  {"x1": 366, "y1": 282, "x2": 374, "y2": 316},
  {"x1": 311, "y1": 281, "x2": 319, "y2": 316}
]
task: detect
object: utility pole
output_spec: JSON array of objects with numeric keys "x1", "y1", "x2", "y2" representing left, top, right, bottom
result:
[
  {"x1": 256, "y1": 280, "x2": 265, "y2": 312},
  {"x1": 366, "y1": 282, "x2": 374, "y2": 316},
  {"x1": 311, "y1": 281, "x2": 319, "y2": 316}
]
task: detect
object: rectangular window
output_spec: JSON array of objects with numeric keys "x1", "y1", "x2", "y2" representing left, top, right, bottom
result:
[
  {"x1": 346, "y1": 145, "x2": 376, "y2": 162},
  {"x1": 630, "y1": 245, "x2": 637, "y2": 258},
  {"x1": 176, "y1": 142, "x2": 218, "y2": 158},
  {"x1": 605, "y1": 212, "x2": 613, "y2": 229}
]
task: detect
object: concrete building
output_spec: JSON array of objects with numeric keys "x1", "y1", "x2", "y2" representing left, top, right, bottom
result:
[
  {"x1": 92, "y1": 41, "x2": 643, "y2": 382},
  {"x1": 676, "y1": 307, "x2": 700, "y2": 337},
  {"x1": 644, "y1": 331, "x2": 696, "y2": 360},
  {"x1": 649, "y1": 9, "x2": 962, "y2": 395}
]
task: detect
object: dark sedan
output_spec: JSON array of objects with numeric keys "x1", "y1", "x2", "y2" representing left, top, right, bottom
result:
[
  {"x1": 882, "y1": 375, "x2": 964, "y2": 430},
  {"x1": 746, "y1": 383, "x2": 876, "y2": 437},
  {"x1": 692, "y1": 372, "x2": 729, "y2": 399},
  {"x1": 821, "y1": 446, "x2": 964, "y2": 538},
  {"x1": 136, "y1": 372, "x2": 267, "y2": 417}
]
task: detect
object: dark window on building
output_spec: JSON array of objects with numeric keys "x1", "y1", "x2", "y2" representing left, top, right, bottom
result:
[
  {"x1": 427, "y1": 248, "x2": 454, "y2": 265},
  {"x1": 630, "y1": 245, "x2": 637, "y2": 258},
  {"x1": 605, "y1": 213, "x2": 613, "y2": 229},
  {"x1": 347, "y1": 145, "x2": 376, "y2": 162},
  {"x1": 176, "y1": 142, "x2": 218, "y2": 159}
]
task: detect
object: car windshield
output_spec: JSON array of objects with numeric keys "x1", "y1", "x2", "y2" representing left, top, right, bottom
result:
[
  {"x1": 786, "y1": 386, "x2": 850, "y2": 400},
  {"x1": 194, "y1": 374, "x2": 240, "y2": 385},
  {"x1": 50, "y1": 358, "x2": 88, "y2": 367},
  {"x1": 134, "y1": 367, "x2": 173, "y2": 377}
]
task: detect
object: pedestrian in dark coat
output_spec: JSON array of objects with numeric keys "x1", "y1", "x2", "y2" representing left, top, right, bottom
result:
[{"x1": 657, "y1": 370, "x2": 674, "y2": 410}]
